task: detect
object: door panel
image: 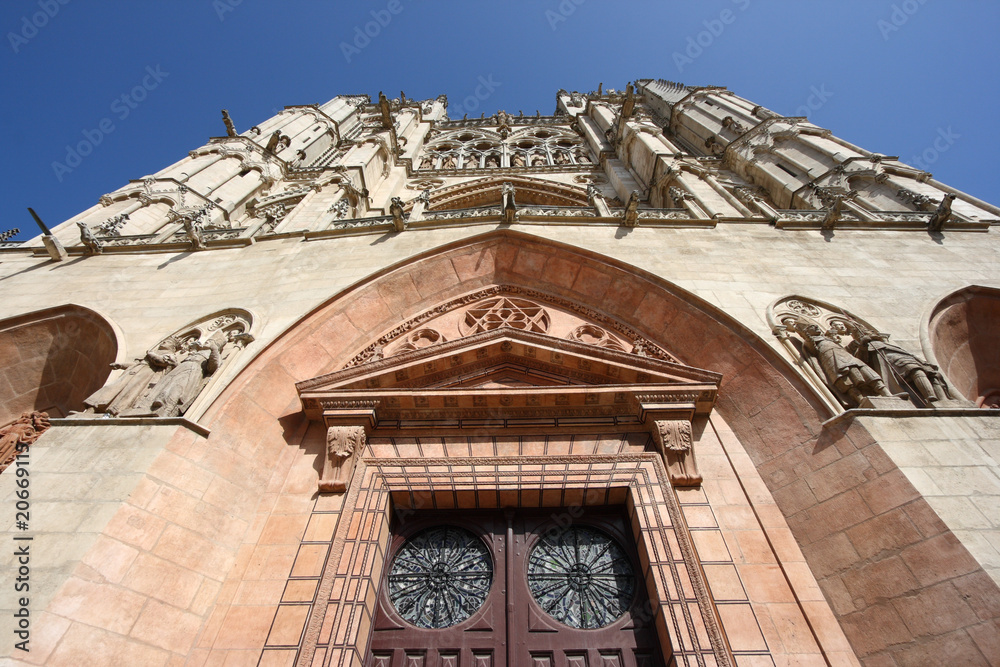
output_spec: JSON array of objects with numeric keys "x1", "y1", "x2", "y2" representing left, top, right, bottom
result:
[{"x1": 368, "y1": 508, "x2": 664, "y2": 667}]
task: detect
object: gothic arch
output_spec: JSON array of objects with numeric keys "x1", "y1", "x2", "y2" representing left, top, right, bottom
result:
[
  {"x1": 204, "y1": 228, "x2": 829, "y2": 430},
  {"x1": 0, "y1": 304, "x2": 121, "y2": 426},
  {"x1": 925, "y1": 284, "x2": 1000, "y2": 406},
  {"x1": 177, "y1": 230, "x2": 986, "y2": 663},
  {"x1": 423, "y1": 175, "x2": 591, "y2": 210}
]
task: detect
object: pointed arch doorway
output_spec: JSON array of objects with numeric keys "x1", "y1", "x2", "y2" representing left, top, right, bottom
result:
[{"x1": 296, "y1": 289, "x2": 728, "y2": 666}]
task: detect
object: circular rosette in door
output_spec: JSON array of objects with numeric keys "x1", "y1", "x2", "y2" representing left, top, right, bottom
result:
[
  {"x1": 387, "y1": 526, "x2": 493, "y2": 629},
  {"x1": 527, "y1": 525, "x2": 635, "y2": 629}
]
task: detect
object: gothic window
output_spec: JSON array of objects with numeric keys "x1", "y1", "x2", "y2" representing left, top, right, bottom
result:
[{"x1": 416, "y1": 127, "x2": 593, "y2": 170}]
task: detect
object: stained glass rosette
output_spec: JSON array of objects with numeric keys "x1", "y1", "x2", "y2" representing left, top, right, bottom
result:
[
  {"x1": 387, "y1": 526, "x2": 493, "y2": 629},
  {"x1": 527, "y1": 525, "x2": 635, "y2": 629}
]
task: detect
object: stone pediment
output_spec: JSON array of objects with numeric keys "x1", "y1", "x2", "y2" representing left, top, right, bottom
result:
[{"x1": 297, "y1": 327, "x2": 720, "y2": 427}]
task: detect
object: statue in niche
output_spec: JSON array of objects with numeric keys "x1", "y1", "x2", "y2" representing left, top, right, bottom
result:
[
  {"x1": 319, "y1": 425, "x2": 366, "y2": 493},
  {"x1": 148, "y1": 330, "x2": 252, "y2": 417},
  {"x1": 83, "y1": 336, "x2": 185, "y2": 416},
  {"x1": 81, "y1": 314, "x2": 254, "y2": 419},
  {"x1": 440, "y1": 154, "x2": 456, "y2": 169},
  {"x1": 851, "y1": 330, "x2": 954, "y2": 403},
  {"x1": 511, "y1": 152, "x2": 526, "y2": 167},
  {"x1": 795, "y1": 322, "x2": 891, "y2": 406}
]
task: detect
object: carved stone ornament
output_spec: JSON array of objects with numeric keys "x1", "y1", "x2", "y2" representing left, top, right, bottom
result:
[
  {"x1": 768, "y1": 295, "x2": 961, "y2": 409},
  {"x1": 566, "y1": 324, "x2": 627, "y2": 352},
  {"x1": 82, "y1": 310, "x2": 254, "y2": 418},
  {"x1": 319, "y1": 425, "x2": 366, "y2": 493},
  {"x1": 651, "y1": 419, "x2": 701, "y2": 486},
  {"x1": 391, "y1": 328, "x2": 447, "y2": 356},
  {"x1": 459, "y1": 297, "x2": 550, "y2": 336},
  {"x1": 0, "y1": 411, "x2": 51, "y2": 473}
]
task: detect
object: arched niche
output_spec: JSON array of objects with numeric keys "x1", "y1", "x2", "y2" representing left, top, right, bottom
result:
[
  {"x1": 927, "y1": 285, "x2": 1000, "y2": 406},
  {"x1": 0, "y1": 304, "x2": 121, "y2": 426}
]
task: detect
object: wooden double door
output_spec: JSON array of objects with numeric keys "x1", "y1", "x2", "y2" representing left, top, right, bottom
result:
[{"x1": 368, "y1": 508, "x2": 664, "y2": 666}]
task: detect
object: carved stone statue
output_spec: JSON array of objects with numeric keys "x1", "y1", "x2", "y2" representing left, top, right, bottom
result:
[
  {"x1": 797, "y1": 323, "x2": 891, "y2": 406},
  {"x1": 389, "y1": 197, "x2": 405, "y2": 232},
  {"x1": 318, "y1": 425, "x2": 366, "y2": 493},
  {"x1": 182, "y1": 216, "x2": 205, "y2": 250},
  {"x1": 928, "y1": 193, "x2": 956, "y2": 232},
  {"x1": 652, "y1": 419, "x2": 700, "y2": 486},
  {"x1": 77, "y1": 221, "x2": 103, "y2": 255},
  {"x1": 84, "y1": 337, "x2": 183, "y2": 416},
  {"x1": 0, "y1": 412, "x2": 50, "y2": 471},
  {"x1": 501, "y1": 182, "x2": 517, "y2": 224},
  {"x1": 148, "y1": 334, "x2": 227, "y2": 417},
  {"x1": 853, "y1": 331, "x2": 953, "y2": 403},
  {"x1": 623, "y1": 190, "x2": 640, "y2": 227},
  {"x1": 822, "y1": 195, "x2": 848, "y2": 230},
  {"x1": 221, "y1": 109, "x2": 237, "y2": 137},
  {"x1": 378, "y1": 91, "x2": 393, "y2": 128}
]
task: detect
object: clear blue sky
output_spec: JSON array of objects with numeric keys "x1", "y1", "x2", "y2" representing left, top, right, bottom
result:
[{"x1": 2, "y1": 0, "x2": 998, "y2": 241}]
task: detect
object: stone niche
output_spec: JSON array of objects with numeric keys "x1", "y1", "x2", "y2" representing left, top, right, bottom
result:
[
  {"x1": 0, "y1": 304, "x2": 118, "y2": 426},
  {"x1": 928, "y1": 285, "x2": 1000, "y2": 407}
]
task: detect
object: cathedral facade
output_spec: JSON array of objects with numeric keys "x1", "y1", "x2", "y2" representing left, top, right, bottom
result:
[{"x1": 1, "y1": 80, "x2": 999, "y2": 666}]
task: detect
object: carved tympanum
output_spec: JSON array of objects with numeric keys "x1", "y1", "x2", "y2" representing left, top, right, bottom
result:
[
  {"x1": 319, "y1": 425, "x2": 366, "y2": 493},
  {"x1": 651, "y1": 419, "x2": 701, "y2": 486},
  {"x1": 82, "y1": 310, "x2": 254, "y2": 418}
]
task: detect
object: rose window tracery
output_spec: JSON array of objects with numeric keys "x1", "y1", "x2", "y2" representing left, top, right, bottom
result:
[
  {"x1": 459, "y1": 297, "x2": 550, "y2": 335},
  {"x1": 527, "y1": 526, "x2": 635, "y2": 629},
  {"x1": 387, "y1": 526, "x2": 493, "y2": 629}
]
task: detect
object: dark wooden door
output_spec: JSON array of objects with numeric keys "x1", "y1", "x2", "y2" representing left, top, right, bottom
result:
[{"x1": 368, "y1": 509, "x2": 663, "y2": 667}]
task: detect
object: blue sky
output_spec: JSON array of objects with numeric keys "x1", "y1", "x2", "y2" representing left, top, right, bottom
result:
[{"x1": 2, "y1": 0, "x2": 997, "y2": 241}]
